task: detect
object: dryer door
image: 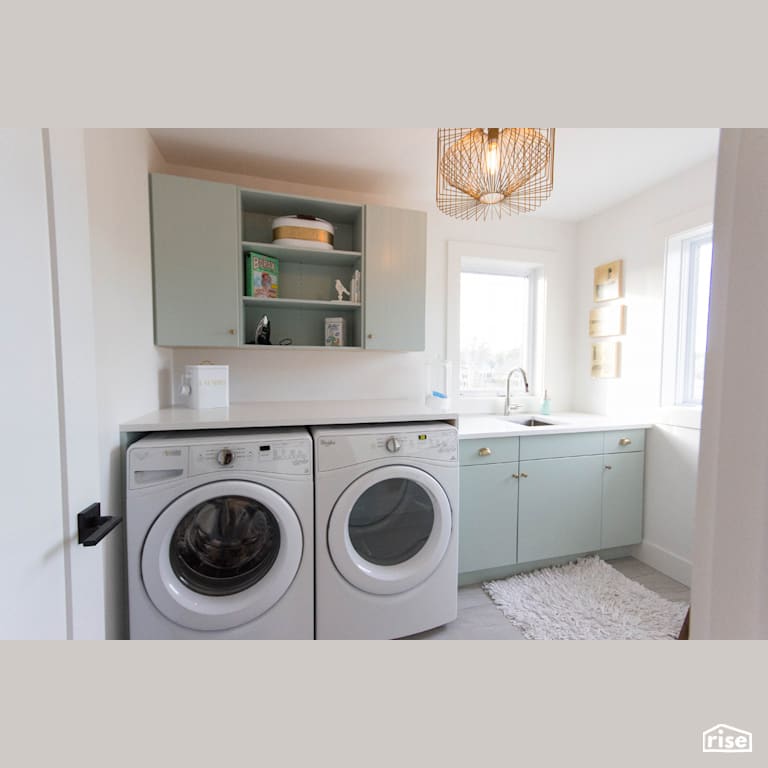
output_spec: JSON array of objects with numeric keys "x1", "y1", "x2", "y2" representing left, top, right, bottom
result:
[
  {"x1": 141, "y1": 480, "x2": 302, "y2": 631},
  {"x1": 327, "y1": 466, "x2": 452, "y2": 595}
]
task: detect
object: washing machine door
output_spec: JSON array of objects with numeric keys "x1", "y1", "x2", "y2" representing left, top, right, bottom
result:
[
  {"x1": 141, "y1": 480, "x2": 302, "y2": 631},
  {"x1": 327, "y1": 465, "x2": 452, "y2": 595}
]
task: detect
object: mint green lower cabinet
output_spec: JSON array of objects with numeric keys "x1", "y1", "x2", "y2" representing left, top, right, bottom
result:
[
  {"x1": 601, "y1": 451, "x2": 644, "y2": 548},
  {"x1": 517, "y1": 455, "x2": 604, "y2": 563},
  {"x1": 459, "y1": 464, "x2": 518, "y2": 573}
]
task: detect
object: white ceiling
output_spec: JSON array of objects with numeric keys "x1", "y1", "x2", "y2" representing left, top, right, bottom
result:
[{"x1": 148, "y1": 128, "x2": 720, "y2": 222}]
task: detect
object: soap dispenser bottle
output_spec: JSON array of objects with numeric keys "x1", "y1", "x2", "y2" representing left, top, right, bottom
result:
[{"x1": 540, "y1": 389, "x2": 551, "y2": 416}]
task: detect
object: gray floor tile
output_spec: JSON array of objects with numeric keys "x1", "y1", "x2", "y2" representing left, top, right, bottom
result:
[{"x1": 457, "y1": 585, "x2": 492, "y2": 609}]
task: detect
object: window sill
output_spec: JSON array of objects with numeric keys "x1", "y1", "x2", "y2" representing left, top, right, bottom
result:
[{"x1": 656, "y1": 405, "x2": 702, "y2": 430}]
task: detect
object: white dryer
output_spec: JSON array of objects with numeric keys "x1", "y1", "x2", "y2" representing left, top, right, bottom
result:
[
  {"x1": 312, "y1": 422, "x2": 459, "y2": 639},
  {"x1": 125, "y1": 429, "x2": 313, "y2": 639}
]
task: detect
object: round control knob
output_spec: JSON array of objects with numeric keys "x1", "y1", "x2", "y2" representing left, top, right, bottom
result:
[
  {"x1": 217, "y1": 448, "x2": 234, "y2": 466},
  {"x1": 385, "y1": 437, "x2": 401, "y2": 453}
]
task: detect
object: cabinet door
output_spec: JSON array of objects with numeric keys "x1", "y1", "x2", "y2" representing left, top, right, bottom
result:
[
  {"x1": 459, "y1": 463, "x2": 518, "y2": 573},
  {"x1": 601, "y1": 451, "x2": 644, "y2": 548},
  {"x1": 150, "y1": 174, "x2": 239, "y2": 347},
  {"x1": 364, "y1": 205, "x2": 426, "y2": 351},
  {"x1": 517, "y1": 455, "x2": 603, "y2": 563}
]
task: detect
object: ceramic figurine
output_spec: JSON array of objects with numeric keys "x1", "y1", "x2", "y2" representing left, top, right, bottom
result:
[{"x1": 335, "y1": 279, "x2": 350, "y2": 302}]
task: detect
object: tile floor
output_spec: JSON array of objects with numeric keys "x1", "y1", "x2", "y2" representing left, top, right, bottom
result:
[{"x1": 405, "y1": 556, "x2": 690, "y2": 640}]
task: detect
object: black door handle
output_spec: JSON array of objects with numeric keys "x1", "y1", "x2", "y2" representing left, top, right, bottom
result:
[{"x1": 77, "y1": 503, "x2": 121, "y2": 547}]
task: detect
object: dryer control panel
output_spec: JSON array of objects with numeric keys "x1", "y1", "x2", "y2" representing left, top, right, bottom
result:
[{"x1": 315, "y1": 424, "x2": 458, "y2": 472}]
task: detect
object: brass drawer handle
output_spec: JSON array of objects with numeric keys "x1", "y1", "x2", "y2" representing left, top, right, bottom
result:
[
  {"x1": 520, "y1": 472, "x2": 528, "y2": 478},
  {"x1": 605, "y1": 465, "x2": 612, "y2": 470},
  {"x1": 619, "y1": 438, "x2": 632, "y2": 446},
  {"x1": 478, "y1": 447, "x2": 492, "y2": 457},
  {"x1": 512, "y1": 473, "x2": 519, "y2": 479}
]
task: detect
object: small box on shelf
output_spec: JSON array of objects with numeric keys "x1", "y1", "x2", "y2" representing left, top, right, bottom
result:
[
  {"x1": 245, "y1": 252, "x2": 279, "y2": 298},
  {"x1": 324, "y1": 317, "x2": 346, "y2": 347}
]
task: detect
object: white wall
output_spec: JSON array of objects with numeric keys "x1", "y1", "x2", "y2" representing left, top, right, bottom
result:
[
  {"x1": 572, "y1": 159, "x2": 717, "y2": 585},
  {"x1": 162, "y1": 162, "x2": 577, "y2": 411},
  {"x1": 84, "y1": 129, "x2": 171, "y2": 639},
  {"x1": 692, "y1": 129, "x2": 768, "y2": 638}
]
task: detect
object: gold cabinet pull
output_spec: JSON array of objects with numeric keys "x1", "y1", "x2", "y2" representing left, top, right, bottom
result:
[
  {"x1": 228, "y1": 329, "x2": 236, "y2": 335},
  {"x1": 512, "y1": 473, "x2": 520, "y2": 479},
  {"x1": 520, "y1": 472, "x2": 528, "y2": 478},
  {"x1": 619, "y1": 438, "x2": 632, "y2": 446},
  {"x1": 478, "y1": 447, "x2": 492, "y2": 457},
  {"x1": 605, "y1": 465, "x2": 612, "y2": 470}
]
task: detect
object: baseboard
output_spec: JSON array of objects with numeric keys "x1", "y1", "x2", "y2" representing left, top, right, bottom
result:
[
  {"x1": 631, "y1": 541, "x2": 692, "y2": 587},
  {"x1": 459, "y1": 546, "x2": 635, "y2": 587}
]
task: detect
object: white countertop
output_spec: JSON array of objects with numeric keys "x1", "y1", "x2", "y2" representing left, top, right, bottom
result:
[
  {"x1": 120, "y1": 399, "x2": 458, "y2": 432},
  {"x1": 458, "y1": 412, "x2": 652, "y2": 439}
]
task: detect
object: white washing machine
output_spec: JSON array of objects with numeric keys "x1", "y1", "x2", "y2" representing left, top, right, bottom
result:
[
  {"x1": 125, "y1": 429, "x2": 313, "y2": 639},
  {"x1": 312, "y1": 422, "x2": 459, "y2": 639}
]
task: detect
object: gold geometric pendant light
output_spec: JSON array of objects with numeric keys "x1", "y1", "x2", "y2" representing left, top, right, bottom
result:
[{"x1": 436, "y1": 128, "x2": 556, "y2": 220}]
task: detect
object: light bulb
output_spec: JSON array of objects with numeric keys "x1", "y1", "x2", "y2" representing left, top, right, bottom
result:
[{"x1": 486, "y1": 128, "x2": 499, "y2": 175}]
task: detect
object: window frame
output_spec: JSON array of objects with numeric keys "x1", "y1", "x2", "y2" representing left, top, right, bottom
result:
[
  {"x1": 661, "y1": 223, "x2": 713, "y2": 411},
  {"x1": 446, "y1": 241, "x2": 548, "y2": 413}
]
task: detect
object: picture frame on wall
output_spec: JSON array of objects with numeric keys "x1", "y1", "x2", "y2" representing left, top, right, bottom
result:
[
  {"x1": 593, "y1": 259, "x2": 624, "y2": 302},
  {"x1": 589, "y1": 304, "x2": 627, "y2": 338},
  {"x1": 591, "y1": 341, "x2": 621, "y2": 378}
]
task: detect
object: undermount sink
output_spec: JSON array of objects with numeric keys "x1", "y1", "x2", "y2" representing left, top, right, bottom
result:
[{"x1": 498, "y1": 416, "x2": 558, "y2": 427}]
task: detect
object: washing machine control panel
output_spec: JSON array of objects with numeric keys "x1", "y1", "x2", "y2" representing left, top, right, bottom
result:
[{"x1": 191, "y1": 441, "x2": 311, "y2": 476}]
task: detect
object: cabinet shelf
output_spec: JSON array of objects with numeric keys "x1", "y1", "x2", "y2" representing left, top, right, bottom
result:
[
  {"x1": 243, "y1": 296, "x2": 361, "y2": 311},
  {"x1": 242, "y1": 241, "x2": 362, "y2": 267},
  {"x1": 237, "y1": 344, "x2": 362, "y2": 351}
]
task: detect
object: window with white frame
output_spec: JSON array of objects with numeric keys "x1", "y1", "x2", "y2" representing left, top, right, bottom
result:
[
  {"x1": 661, "y1": 224, "x2": 713, "y2": 407},
  {"x1": 459, "y1": 268, "x2": 533, "y2": 396}
]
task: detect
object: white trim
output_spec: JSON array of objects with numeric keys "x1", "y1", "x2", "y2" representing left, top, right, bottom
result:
[
  {"x1": 631, "y1": 540, "x2": 692, "y2": 587},
  {"x1": 660, "y1": 219, "x2": 713, "y2": 409},
  {"x1": 655, "y1": 405, "x2": 702, "y2": 430}
]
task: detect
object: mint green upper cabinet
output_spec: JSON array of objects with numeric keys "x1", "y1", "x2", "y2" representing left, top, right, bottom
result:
[
  {"x1": 150, "y1": 174, "x2": 240, "y2": 347},
  {"x1": 363, "y1": 205, "x2": 427, "y2": 351},
  {"x1": 517, "y1": 455, "x2": 604, "y2": 563},
  {"x1": 601, "y1": 450, "x2": 644, "y2": 548}
]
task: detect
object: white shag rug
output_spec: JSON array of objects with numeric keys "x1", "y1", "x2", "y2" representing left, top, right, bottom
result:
[{"x1": 483, "y1": 556, "x2": 689, "y2": 640}]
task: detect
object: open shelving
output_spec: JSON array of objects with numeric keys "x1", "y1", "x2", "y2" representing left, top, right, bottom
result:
[{"x1": 239, "y1": 188, "x2": 364, "y2": 348}]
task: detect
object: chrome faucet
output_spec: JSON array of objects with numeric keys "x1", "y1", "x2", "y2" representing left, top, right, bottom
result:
[{"x1": 504, "y1": 368, "x2": 529, "y2": 415}]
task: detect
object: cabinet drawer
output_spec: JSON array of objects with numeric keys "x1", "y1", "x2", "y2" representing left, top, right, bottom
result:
[
  {"x1": 603, "y1": 429, "x2": 645, "y2": 453},
  {"x1": 460, "y1": 437, "x2": 519, "y2": 466},
  {"x1": 520, "y1": 432, "x2": 603, "y2": 460}
]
